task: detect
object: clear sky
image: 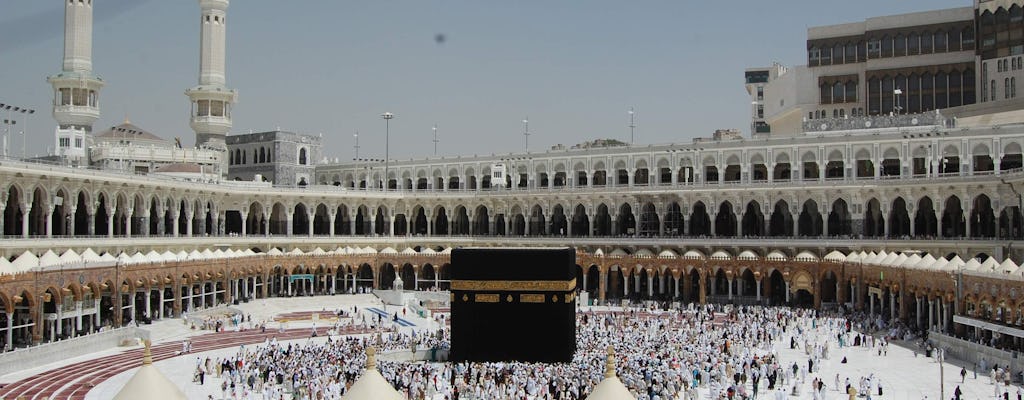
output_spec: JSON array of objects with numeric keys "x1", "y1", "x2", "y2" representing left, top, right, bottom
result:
[{"x1": 1, "y1": 0, "x2": 970, "y2": 162}]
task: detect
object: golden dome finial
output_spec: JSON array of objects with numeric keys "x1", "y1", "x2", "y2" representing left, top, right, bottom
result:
[
  {"x1": 124, "y1": 113, "x2": 130, "y2": 124},
  {"x1": 366, "y1": 346, "x2": 377, "y2": 370},
  {"x1": 142, "y1": 340, "x2": 153, "y2": 366},
  {"x1": 604, "y1": 345, "x2": 616, "y2": 378}
]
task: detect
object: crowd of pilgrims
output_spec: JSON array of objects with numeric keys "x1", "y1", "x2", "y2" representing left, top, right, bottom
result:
[{"x1": 192, "y1": 304, "x2": 899, "y2": 400}]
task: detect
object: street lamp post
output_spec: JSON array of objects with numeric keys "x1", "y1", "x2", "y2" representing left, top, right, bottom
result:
[
  {"x1": 893, "y1": 88, "x2": 903, "y2": 115},
  {"x1": 628, "y1": 107, "x2": 635, "y2": 145},
  {"x1": 353, "y1": 132, "x2": 360, "y2": 160},
  {"x1": 0, "y1": 104, "x2": 36, "y2": 160},
  {"x1": 432, "y1": 125, "x2": 439, "y2": 156},
  {"x1": 522, "y1": 118, "x2": 530, "y2": 153},
  {"x1": 381, "y1": 112, "x2": 394, "y2": 191}
]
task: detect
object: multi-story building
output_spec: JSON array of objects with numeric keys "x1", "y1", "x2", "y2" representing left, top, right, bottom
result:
[
  {"x1": 749, "y1": 2, "x2": 1024, "y2": 136},
  {"x1": 226, "y1": 130, "x2": 321, "y2": 186},
  {"x1": 88, "y1": 120, "x2": 222, "y2": 175},
  {"x1": 2, "y1": 0, "x2": 1023, "y2": 378}
]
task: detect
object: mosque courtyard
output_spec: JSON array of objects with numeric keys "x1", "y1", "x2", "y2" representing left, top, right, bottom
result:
[{"x1": 0, "y1": 294, "x2": 1018, "y2": 399}]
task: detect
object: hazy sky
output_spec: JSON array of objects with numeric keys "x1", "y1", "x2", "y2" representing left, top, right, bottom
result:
[{"x1": 1, "y1": 0, "x2": 969, "y2": 162}]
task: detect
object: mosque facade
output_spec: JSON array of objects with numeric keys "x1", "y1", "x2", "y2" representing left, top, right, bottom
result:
[{"x1": 1, "y1": 0, "x2": 1023, "y2": 361}]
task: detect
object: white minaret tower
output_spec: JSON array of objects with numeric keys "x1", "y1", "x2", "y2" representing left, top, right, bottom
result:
[
  {"x1": 48, "y1": 0, "x2": 104, "y2": 166},
  {"x1": 185, "y1": 0, "x2": 236, "y2": 175}
]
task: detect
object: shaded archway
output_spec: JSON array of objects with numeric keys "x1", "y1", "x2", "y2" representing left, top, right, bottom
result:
[
  {"x1": 915, "y1": 197, "x2": 938, "y2": 237},
  {"x1": 864, "y1": 198, "x2": 884, "y2": 237},
  {"x1": 769, "y1": 200, "x2": 792, "y2": 236},
  {"x1": 664, "y1": 202, "x2": 684, "y2": 236},
  {"x1": 689, "y1": 201, "x2": 711, "y2": 236},
  {"x1": 971, "y1": 194, "x2": 995, "y2": 238},
  {"x1": 889, "y1": 198, "x2": 911, "y2": 237},
  {"x1": 638, "y1": 203, "x2": 659, "y2": 237},
  {"x1": 549, "y1": 205, "x2": 567, "y2": 236},
  {"x1": 616, "y1": 204, "x2": 635, "y2": 236},
  {"x1": 473, "y1": 206, "x2": 490, "y2": 235},
  {"x1": 942, "y1": 196, "x2": 965, "y2": 237},
  {"x1": 715, "y1": 202, "x2": 737, "y2": 237},
  {"x1": 594, "y1": 204, "x2": 611, "y2": 236},
  {"x1": 742, "y1": 201, "x2": 764, "y2": 237},
  {"x1": 828, "y1": 199, "x2": 852, "y2": 236},
  {"x1": 529, "y1": 205, "x2": 546, "y2": 236},
  {"x1": 798, "y1": 200, "x2": 822, "y2": 236},
  {"x1": 571, "y1": 205, "x2": 589, "y2": 237}
]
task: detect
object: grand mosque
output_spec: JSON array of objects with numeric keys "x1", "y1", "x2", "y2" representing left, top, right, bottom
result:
[{"x1": 1, "y1": 0, "x2": 1024, "y2": 381}]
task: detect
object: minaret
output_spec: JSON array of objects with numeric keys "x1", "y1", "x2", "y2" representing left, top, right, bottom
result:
[
  {"x1": 48, "y1": 0, "x2": 104, "y2": 166},
  {"x1": 185, "y1": 0, "x2": 236, "y2": 175}
]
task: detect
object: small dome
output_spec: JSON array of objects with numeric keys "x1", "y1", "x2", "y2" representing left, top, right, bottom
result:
[
  {"x1": 38, "y1": 250, "x2": 61, "y2": 268},
  {"x1": 709, "y1": 250, "x2": 731, "y2": 260},
  {"x1": 998, "y1": 258, "x2": 1018, "y2": 273},
  {"x1": 901, "y1": 254, "x2": 922, "y2": 268},
  {"x1": 633, "y1": 249, "x2": 654, "y2": 258},
  {"x1": 682, "y1": 250, "x2": 705, "y2": 259},
  {"x1": 0, "y1": 257, "x2": 16, "y2": 275},
  {"x1": 59, "y1": 249, "x2": 82, "y2": 264},
  {"x1": 267, "y1": 248, "x2": 284, "y2": 256},
  {"x1": 766, "y1": 250, "x2": 788, "y2": 261},
  {"x1": 380, "y1": 247, "x2": 398, "y2": 254},
  {"x1": 81, "y1": 248, "x2": 102, "y2": 262},
  {"x1": 794, "y1": 251, "x2": 818, "y2": 261},
  {"x1": 586, "y1": 347, "x2": 633, "y2": 400},
  {"x1": 113, "y1": 341, "x2": 187, "y2": 400},
  {"x1": 289, "y1": 248, "x2": 304, "y2": 255},
  {"x1": 401, "y1": 247, "x2": 418, "y2": 255},
  {"x1": 310, "y1": 247, "x2": 327, "y2": 255},
  {"x1": 737, "y1": 250, "x2": 759, "y2": 260},
  {"x1": 593, "y1": 249, "x2": 605, "y2": 257},
  {"x1": 823, "y1": 251, "x2": 845, "y2": 262},
  {"x1": 340, "y1": 347, "x2": 405, "y2": 400},
  {"x1": 657, "y1": 249, "x2": 678, "y2": 258}
]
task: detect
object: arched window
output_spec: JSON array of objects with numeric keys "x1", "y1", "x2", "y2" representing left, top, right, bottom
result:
[
  {"x1": 1012, "y1": 77, "x2": 1017, "y2": 98},
  {"x1": 299, "y1": 148, "x2": 308, "y2": 165},
  {"x1": 833, "y1": 81, "x2": 844, "y2": 103},
  {"x1": 1006, "y1": 78, "x2": 1011, "y2": 99},
  {"x1": 229, "y1": 151, "x2": 234, "y2": 165},
  {"x1": 992, "y1": 80, "x2": 997, "y2": 101},
  {"x1": 259, "y1": 147, "x2": 266, "y2": 164}
]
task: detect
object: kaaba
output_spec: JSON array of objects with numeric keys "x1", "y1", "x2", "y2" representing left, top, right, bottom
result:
[{"x1": 450, "y1": 247, "x2": 576, "y2": 363}]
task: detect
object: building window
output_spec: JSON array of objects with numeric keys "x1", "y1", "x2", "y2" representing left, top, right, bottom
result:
[
  {"x1": 992, "y1": 80, "x2": 997, "y2": 101},
  {"x1": 1012, "y1": 77, "x2": 1017, "y2": 98},
  {"x1": 867, "y1": 40, "x2": 881, "y2": 58},
  {"x1": 75, "y1": 138, "x2": 82, "y2": 148},
  {"x1": 59, "y1": 137, "x2": 70, "y2": 148},
  {"x1": 756, "y1": 86, "x2": 763, "y2": 101},
  {"x1": 757, "y1": 104, "x2": 764, "y2": 118},
  {"x1": 299, "y1": 148, "x2": 308, "y2": 165},
  {"x1": 1006, "y1": 78, "x2": 1010, "y2": 99}
]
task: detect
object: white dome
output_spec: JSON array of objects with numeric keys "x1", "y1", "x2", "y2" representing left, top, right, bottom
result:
[
  {"x1": 401, "y1": 247, "x2": 418, "y2": 255},
  {"x1": 310, "y1": 247, "x2": 327, "y2": 255},
  {"x1": 657, "y1": 249, "x2": 678, "y2": 258},
  {"x1": 929, "y1": 257, "x2": 949, "y2": 271},
  {"x1": 963, "y1": 258, "x2": 982, "y2": 271},
  {"x1": 38, "y1": 250, "x2": 61, "y2": 268},
  {"x1": 113, "y1": 343, "x2": 187, "y2": 400},
  {"x1": 161, "y1": 251, "x2": 178, "y2": 261},
  {"x1": 824, "y1": 251, "x2": 845, "y2": 262},
  {"x1": 844, "y1": 252, "x2": 862, "y2": 263},
  {"x1": 188, "y1": 250, "x2": 204, "y2": 260},
  {"x1": 0, "y1": 257, "x2": 16, "y2": 275},
  {"x1": 176, "y1": 251, "x2": 189, "y2": 260},
  {"x1": 794, "y1": 251, "x2": 818, "y2": 261},
  {"x1": 145, "y1": 250, "x2": 163, "y2": 263},
  {"x1": 709, "y1": 250, "x2": 731, "y2": 260},
  {"x1": 100, "y1": 252, "x2": 117, "y2": 262},
  {"x1": 212, "y1": 249, "x2": 227, "y2": 258},
  {"x1": 946, "y1": 256, "x2": 966, "y2": 271},
  {"x1": 81, "y1": 248, "x2": 102, "y2": 262},
  {"x1": 59, "y1": 249, "x2": 82, "y2": 264},
  {"x1": 440, "y1": 247, "x2": 453, "y2": 254},
  {"x1": 633, "y1": 249, "x2": 654, "y2": 258},
  {"x1": 737, "y1": 250, "x2": 759, "y2": 260},
  {"x1": 380, "y1": 247, "x2": 398, "y2": 254},
  {"x1": 362, "y1": 246, "x2": 379, "y2": 254},
  {"x1": 586, "y1": 347, "x2": 633, "y2": 400},
  {"x1": 289, "y1": 248, "x2": 304, "y2": 255},
  {"x1": 979, "y1": 257, "x2": 1000, "y2": 272},
  {"x1": 766, "y1": 251, "x2": 787, "y2": 261},
  {"x1": 682, "y1": 250, "x2": 705, "y2": 259},
  {"x1": 420, "y1": 248, "x2": 437, "y2": 255},
  {"x1": 915, "y1": 254, "x2": 936, "y2": 269},
  {"x1": 901, "y1": 254, "x2": 922, "y2": 268},
  {"x1": 267, "y1": 248, "x2": 284, "y2": 256},
  {"x1": 339, "y1": 347, "x2": 404, "y2": 400},
  {"x1": 12, "y1": 251, "x2": 39, "y2": 272},
  {"x1": 998, "y1": 258, "x2": 1018, "y2": 274}
]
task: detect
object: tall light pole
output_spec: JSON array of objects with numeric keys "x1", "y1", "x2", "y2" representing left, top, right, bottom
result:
[
  {"x1": 893, "y1": 88, "x2": 903, "y2": 115},
  {"x1": 628, "y1": 107, "x2": 635, "y2": 145},
  {"x1": 381, "y1": 112, "x2": 394, "y2": 191},
  {"x1": 432, "y1": 124, "x2": 439, "y2": 156},
  {"x1": 522, "y1": 118, "x2": 530, "y2": 153},
  {"x1": 23, "y1": 109, "x2": 34, "y2": 159},
  {"x1": 353, "y1": 132, "x2": 360, "y2": 160}
]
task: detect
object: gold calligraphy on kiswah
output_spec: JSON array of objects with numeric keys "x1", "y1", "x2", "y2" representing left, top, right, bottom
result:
[{"x1": 451, "y1": 278, "x2": 576, "y2": 292}]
